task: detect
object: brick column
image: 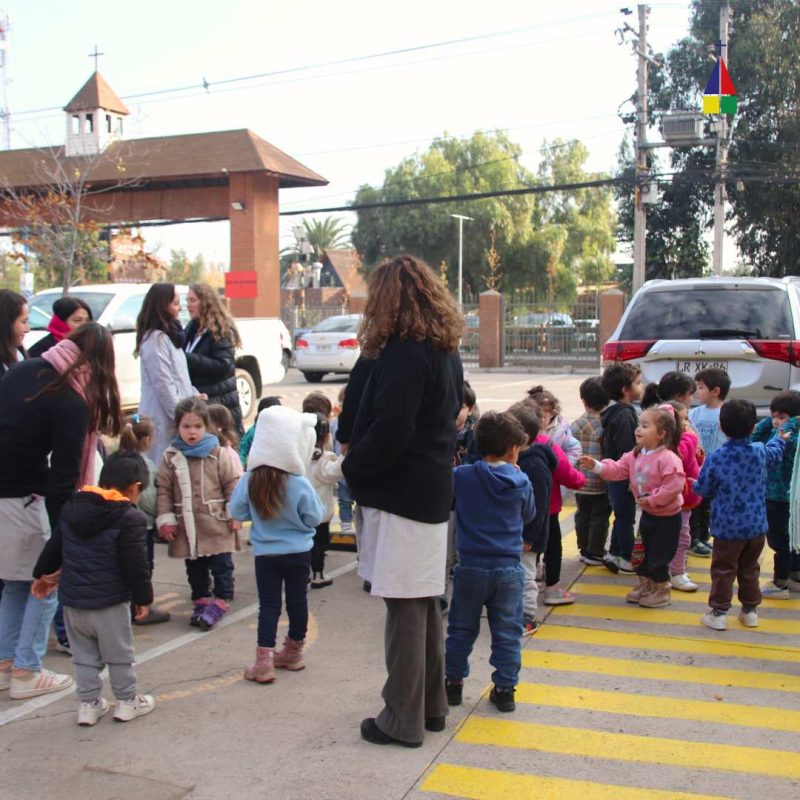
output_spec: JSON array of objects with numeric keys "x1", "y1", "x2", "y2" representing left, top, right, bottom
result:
[
  {"x1": 228, "y1": 172, "x2": 280, "y2": 318},
  {"x1": 599, "y1": 288, "x2": 626, "y2": 348},
  {"x1": 348, "y1": 292, "x2": 367, "y2": 314},
  {"x1": 478, "y1": 290, "x2": 504, "y2": 368}
]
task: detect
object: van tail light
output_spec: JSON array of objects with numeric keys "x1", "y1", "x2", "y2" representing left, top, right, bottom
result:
[
  {"x1": 748, "y1": 340, "x2": 800, "y2": 367},
  {"x1": 601, "y1": 340, "x2": 655, "y2": 362},
  {"x1": 338, "y1": 338, "x2": 359, "y2": 349},
  {"x1": 295, "y1": 338, "x2": 309, "y2": 349}
]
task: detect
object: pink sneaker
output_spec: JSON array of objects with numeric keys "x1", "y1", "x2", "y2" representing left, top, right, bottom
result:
[{"x1": 543, "y1": 585, "x2": 576, "y2": 606}]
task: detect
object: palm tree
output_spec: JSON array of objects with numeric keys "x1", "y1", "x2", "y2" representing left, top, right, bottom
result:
[{"x1": 302, "y1": 216, "x2": 352, "y2": 258}]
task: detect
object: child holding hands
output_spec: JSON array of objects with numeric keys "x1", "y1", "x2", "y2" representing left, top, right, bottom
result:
[{"x1": 580, "y1": 405, "x2": 685, "y2": 608}]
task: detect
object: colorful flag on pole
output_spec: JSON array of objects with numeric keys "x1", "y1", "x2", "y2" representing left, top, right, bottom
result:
[{"x1": 703, "y1": 57, "x2": 737, "y2": 115}]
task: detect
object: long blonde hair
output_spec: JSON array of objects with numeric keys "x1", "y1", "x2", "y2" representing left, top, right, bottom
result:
[
  {"x1": 358, "y1": 255, "x2": 464, "y2": 358},
  {"x1": 189, "y1": 282, "x2": 242, "y2": 347}
]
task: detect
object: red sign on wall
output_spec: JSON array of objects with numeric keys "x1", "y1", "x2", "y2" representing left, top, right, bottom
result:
[{"x1": 225, "y1": 270, "x2": 258, "y2": 299}]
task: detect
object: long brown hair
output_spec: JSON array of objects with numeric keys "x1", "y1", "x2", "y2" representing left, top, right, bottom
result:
[
  {"x1": 189, "y1": 282, "x2": 241, "y2": 347},
  {"x1": 0, "y1": 288, "x2": 27, "y2": 366},
  {"x1": 248, "y1": 465, "x2": 286, "y2": 519},
  {"x1": 358, "y1": 255, "x2": 464, "y2": 358},
  {"x1": 135, "y1": 283, "x2": 179, "y2": 356},
  {"x1": 208, "y1": 403, "x2": 239, "y2": 448},
  {"x1": 35, "y1": 322, "x2": 122, "y2": 436}
]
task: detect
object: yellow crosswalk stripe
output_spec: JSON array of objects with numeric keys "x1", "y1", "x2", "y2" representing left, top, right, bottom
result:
[
  {"x1": 534, "y1": 624, "x2": 800, "y2": 661},
  {"x1": 515, "y1": 682, "x2": 800, "y2": 733},
  {"x1": 456, "y1": 717, "x2": 800, "y2": 779},
  {"x1": 522, "y1": 650, "x2": 800, "y2": 692},
  {"x1": 551, "y1": 602, "x2": 800, "y2": 634},
  {"x1": 421, "y1": 764, "x2": 733, "y2": 800},
  {"x1": 572, "y1": 580, "x2": 800, "y2": 610}
]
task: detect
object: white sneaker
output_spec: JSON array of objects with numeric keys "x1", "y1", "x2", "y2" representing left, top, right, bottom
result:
[
  {"x1": 113, "y1": 693, "x2": 155, "y2": 722},
  {"x1": 9, "y1": 668, "x2": 73, "y2": 699},
  {"x1": 738, "y1": 608, "x2": 759, "y2": 628},
  {"x1": 339, "y1": 521, "x2": 354, "y2": 535},
  {"x1": 670, "y1": 573, "x2": 698, "y2": 592},
  {"x1": 762, "y1": 582, "x2": 790, "y2": 599},
  {"x1": 77, "y1": 697, "x2": 110, "y2": 726},
  {"x1": 701, "y1": 608, "x2": 728, "y2": 631},
  {"x1": 617, "y1": 558, "x2": 635, "y2": 575}
]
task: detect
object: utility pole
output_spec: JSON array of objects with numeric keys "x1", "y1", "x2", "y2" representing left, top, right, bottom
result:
[
  {"x1": 632, "y1": 4, "x2": 649, "y2": 294},
  {"x1": 712, "y1": 2, "x2": 731, "y2": 276}
]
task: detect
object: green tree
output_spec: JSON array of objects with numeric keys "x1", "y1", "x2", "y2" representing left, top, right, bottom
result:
[
  {"x1": 351, "y1": 131, "x2": 537, "y2": 293},
  {"x1": 302, "y1": 216, "x2": 351, "y2": 257},
  {"x1": 167, "y1": 249, "x2": 205, "y2": 284},
  {"x1": 637, "y1": 0, "x2": 800, "y2": 277}
]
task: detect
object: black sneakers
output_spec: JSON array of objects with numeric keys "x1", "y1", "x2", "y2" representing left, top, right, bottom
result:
[
  {"x1": 445, "y1": 679, "x2": 463, "y2": 706},
  {"x1": 489, "y1": 685, "x2": 516, "y2": 713}
]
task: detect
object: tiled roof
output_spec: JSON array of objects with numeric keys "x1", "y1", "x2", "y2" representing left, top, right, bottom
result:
[
  {"x1": 324, "y1": 249, "x2": 367, "y2": 294},
  {"x1": 63, "y1": 71, "x2": 130, "y2": 115},
  {"x1": 0, "y1": 129, "x2": 328, "y2": 190}
]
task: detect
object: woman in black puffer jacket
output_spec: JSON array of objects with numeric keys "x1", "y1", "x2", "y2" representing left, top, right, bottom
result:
[{"x1": 184, "y1": 282, "x2": 243, "y2": 435}]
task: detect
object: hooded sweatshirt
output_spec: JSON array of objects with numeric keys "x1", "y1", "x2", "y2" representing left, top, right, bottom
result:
[
  {"x1": 600, "y1": 401, "x2": 639, "y2": 462},
  {"x1": 518, "y1": 442, "x2": 557, "y2": 552},
  {"x1": 453, "y1": 460, "x2": 535, "y2": 559},
  {"x1": 33, "y1": 486, "x2": 153, "y2": 609}
]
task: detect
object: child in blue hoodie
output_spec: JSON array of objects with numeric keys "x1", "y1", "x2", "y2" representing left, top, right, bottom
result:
[
  {"x1": 231, "y1": 406, "x2": 324, "y2": 684},
  {"x1": 445, "y1": 411, "x2": 535, "y2": 713}
]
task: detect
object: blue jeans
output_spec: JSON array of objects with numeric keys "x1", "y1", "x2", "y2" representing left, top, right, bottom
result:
[
  {"x1": 337, "y1": 479, "x2": 353, "y2": 524},
  {"x1": 0, "y1": 579, "x2": 58, "y2": 671},
  {"x1": 607, "y1": 480, "x2": 635, "y2": 561},
  {"x1": 445, "y1": 556, "x2": 524, "y2": 689},
  {"x1": 185, "y1": 554, "x2": 235, "y2": 601},
  {"x1": 254, "y1": 551, "x2": 311, "y2": 648},
  {"x1": 53, "y1": 603, "x2": 68, "y2": 643}
]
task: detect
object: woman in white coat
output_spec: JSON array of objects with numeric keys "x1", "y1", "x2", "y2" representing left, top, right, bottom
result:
[{"x1": 135, "y1": 284, "x2": 195, "y2": 463}]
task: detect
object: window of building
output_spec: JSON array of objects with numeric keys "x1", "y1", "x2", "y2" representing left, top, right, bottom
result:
[
  {"x1": 106, "y1": 114, "x2": 112, "y2": 133},
  {"x1": 85, "y1": 113, "x2": 94, "y2": 134},
  {"x1": 116, "y1": 117, "x2": 123, "y2": 135},
  {"x1": 72, "y1": 115, "x2": 80, "y2": 135}
]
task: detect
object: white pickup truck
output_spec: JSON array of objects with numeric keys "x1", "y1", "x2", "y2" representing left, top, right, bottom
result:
[{"x1": 24, "y1": 283, "x2": 292, "y2": 426}]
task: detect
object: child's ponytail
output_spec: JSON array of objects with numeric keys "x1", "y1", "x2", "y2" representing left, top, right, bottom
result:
[
  {"x1": 641, "y1": 382, "x2": 662, "y2": 409},
  {"x1": 312, "y1": 412, "x2": 329, "y2": 462},
  {"x1": 121, "y1": 413, "x2": 155, "y2": 451},
  {"x1": 120, "y1": 423, "x2": 138, "y2": 450}
]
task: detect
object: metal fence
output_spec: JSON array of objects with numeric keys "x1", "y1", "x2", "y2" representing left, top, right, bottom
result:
[
  {"x1": 282, "y1": 300, "x2": 349, "y2": 346},
  {"x1": 460, "y1": 300, "x2": 480, "y2": 365}
]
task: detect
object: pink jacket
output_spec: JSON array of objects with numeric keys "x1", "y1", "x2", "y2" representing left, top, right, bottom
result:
[
  {"x1": 598, "y1": 447, "x2": 685, "y2": 517},
  {"x1": 677, "y1": 431, "x2": 702, "y2": 509},
  {"x1": 535, "y1": 434, "x2": 586, "y2": 514}
]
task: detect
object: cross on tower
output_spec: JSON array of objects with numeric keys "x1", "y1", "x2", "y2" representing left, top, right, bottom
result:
[
  {"x1": 714, "y1": 39, "x2": 727, "y2": 57},
  {"x1": 89, "y1": 45, "x2": 104, "y2": 71}
]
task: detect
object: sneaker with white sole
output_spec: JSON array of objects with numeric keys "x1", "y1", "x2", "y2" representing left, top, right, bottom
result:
[
  {"x1": 762, "y1": 582, "x2": 790, "y2": 599},
  {"x1": 738, "y1": 607, "x2": 759, "y2": 628},
  {"x1": 602, "y1": 554, "x2": 620, "y2": 573},
  {"x1": 670, "y1": 573, "x2": 698, "y2": 592},
  {"x1": 9, "y1": 668, "x2": 73, "y2": 699},
  {"x1": 580, "y1": 553, "x2": 607, "y2": 567},
  {"x1": 339, "y1": 521, "x2": 354, "y2": 535},
  {"x1": 786, "y1": 577, "x2": 800, "y2": 593},
  {"x1": 617, "y1": 558, "x2": 635, "y2": 575},
  {"x1": 77, "y1": 697, "x2": 110, "y2": 726},
  {"x1": 0, "y1": 660, "x2": 11, "y2": 691},
  {"x1": 113, "y1": 693, "x2": 155, "y2": 722},
  {"x1": 701, "y1": 608, "x2": 728, "y2": 631},
  {"x1": 689, "y1": 540, "x2": 712, "y2": 558},
  {"x1": 543, "y1": 586, "x2": 576, "y2": 606}
]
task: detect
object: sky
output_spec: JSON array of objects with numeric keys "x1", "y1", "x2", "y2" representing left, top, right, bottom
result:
[{"x1": 1, "y1": 0, "x2": 702, "y2": 268}]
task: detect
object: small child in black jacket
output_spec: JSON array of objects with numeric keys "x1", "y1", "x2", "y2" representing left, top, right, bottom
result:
[{"x1": 32, "y1": 450, "x2": 156, "y2": 727}]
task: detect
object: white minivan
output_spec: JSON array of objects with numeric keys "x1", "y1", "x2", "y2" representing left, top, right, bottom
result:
[{"x1": 24, "y1": 284, "x2": 292, "y2": 425}]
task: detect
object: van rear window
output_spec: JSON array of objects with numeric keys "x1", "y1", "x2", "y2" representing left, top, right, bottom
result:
[{"x1": 620, "y1": 287, "x2": 794, "y2": 340}]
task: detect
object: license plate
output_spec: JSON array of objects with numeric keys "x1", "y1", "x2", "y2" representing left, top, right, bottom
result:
[
  {"x1": 676, "y1": 360, "x2": 728, "y2": 374},
  {"x1": 315, "y1": 344, "x2": 332, "y2": 352}
]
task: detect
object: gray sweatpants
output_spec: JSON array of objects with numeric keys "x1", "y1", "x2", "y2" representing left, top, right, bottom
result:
[{"x1": 64, "y1": 603, "x2": 137, "y2": 702}]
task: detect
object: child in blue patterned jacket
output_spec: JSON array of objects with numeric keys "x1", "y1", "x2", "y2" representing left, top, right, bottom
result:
[{"x1": 693, "y1": 399, "x2": 789, "y2": 631}]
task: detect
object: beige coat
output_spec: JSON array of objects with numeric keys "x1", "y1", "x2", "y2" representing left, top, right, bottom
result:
[{"x1": 156, "y1": 445, "x2": 243, "y2": 559}]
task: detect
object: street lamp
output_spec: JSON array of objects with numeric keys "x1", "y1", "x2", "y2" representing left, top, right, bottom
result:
[{"x1": 449, "y1": 213, "x2": 473, "y2": 308}]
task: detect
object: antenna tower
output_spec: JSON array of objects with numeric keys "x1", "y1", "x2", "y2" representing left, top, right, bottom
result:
[{"x1": 0, "y1": 12, "x2": 10, "y2": 149}]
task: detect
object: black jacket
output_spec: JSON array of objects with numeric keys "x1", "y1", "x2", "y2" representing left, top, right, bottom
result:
[
  {"x1": 184, "y1": 320, "x2": 242, "y2": 434},
  {"x1": 518, "y1": 442, "x2": 557, "y2": 551},
  {"x1": 336, "y1": 355, "x2": 374, "y2": 446},
  {"x1": 600, "y1": 402, "x2": 639, "y2": 462},
  {"x1": 342, "y1": 337, "x2": 463, "y2": 524},
  {"x1": 33, "y1": 490, "x2": 153, "y2": 609},
  {"x1": 27, "y1": 333, "x2": 58, "y2": 358},
  {"x1": 0, "y1": 359, "x2": 89, "y2": 529}
]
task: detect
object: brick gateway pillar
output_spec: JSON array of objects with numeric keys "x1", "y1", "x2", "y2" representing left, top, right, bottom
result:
[{"x1": 227, "y1": 172, "x2": 281, "y2": 318}]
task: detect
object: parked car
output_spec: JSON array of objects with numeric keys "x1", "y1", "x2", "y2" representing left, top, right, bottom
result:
[
  {"x1": 508, "y1": 311, "x2": 576, "y2": 353},
  {"x1": 294, "y1": 314, "x2": 363, "y2": 382},
  {"x1": 602, "y1": 276, "x2": 800, "y2": 414},
  {"x1": 24, "y1": 284, "x2": 292, "y2": 425}
]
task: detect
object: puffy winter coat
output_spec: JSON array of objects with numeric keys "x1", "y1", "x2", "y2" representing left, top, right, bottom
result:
[
  {"x1": 33, "y1": 487, "x2": 153, "y2": 609},
  {"x1": 184, "y1": 320, "x2": 242, "y2": 435}
]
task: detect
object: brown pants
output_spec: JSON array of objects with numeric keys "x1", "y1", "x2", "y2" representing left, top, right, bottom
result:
[
  {"x1": 708, "y1": 535, "x2": 765, "y2": 612},
  {"x1": 375, "y1": 597, "x2": 447, "y2": 744}
]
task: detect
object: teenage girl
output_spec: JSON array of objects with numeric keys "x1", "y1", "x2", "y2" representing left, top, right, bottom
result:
[
  {"x1": 119, "y1": 414, "x2": 171, "y2": 625},
  {"x1": 663, "y1": 401, "x2": 704, "y2": 592},
  {"x1": 581, "y1": 405, "x2": 685, "y2": 608},
  {"x1": 156, "y1": 397, "x2": 243, "y2": 630},
  {"x1": 307, "y1": 413, "x2": 345, "y2": 588},
  {"x1": 230, "y1": 405, "x2": 324, "y2": 683}
]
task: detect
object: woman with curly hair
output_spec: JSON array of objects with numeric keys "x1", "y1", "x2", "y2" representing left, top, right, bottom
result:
[
  {"x1": 184, "y1": 283, "x2": 243, "y2": 436},
  {"x1": 339, "y1": 254, "x2": 464, "y2": 748}
]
